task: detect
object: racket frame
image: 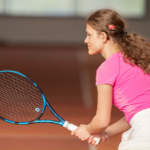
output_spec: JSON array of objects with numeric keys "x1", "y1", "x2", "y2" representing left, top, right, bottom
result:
[{"x1": 0, "y1": 70, "x2": 65, "y2": 126}]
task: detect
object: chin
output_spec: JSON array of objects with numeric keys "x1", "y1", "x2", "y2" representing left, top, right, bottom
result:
[
  {"x1": 88, "y1": 48, "x2": 100, "y2": 55},
  {"x1": 88, "y1": 51, "x2": 93, "y2": 55},
  {"x1": 88, "y1": 50, "x2": 98, "y2": 55},
  {"x1": 88, "y1": 52, "x2": 95, "y2": 55},
  {"x1": 88, "y1": 49, "x2": 94, "y2": 55}
]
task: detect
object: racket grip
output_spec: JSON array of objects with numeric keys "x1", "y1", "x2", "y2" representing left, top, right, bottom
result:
[{"x1": 63, "y1": 121, "x2": 101, "y2": 145}]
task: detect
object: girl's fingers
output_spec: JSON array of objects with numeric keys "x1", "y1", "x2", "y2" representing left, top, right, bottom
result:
[
  {"x1": 94, "y1": 143, "x2": 97, "y2": 147},
  {"x1": 88, "y1": 135, "x2": 94, "y2": 143},
  {"x1": 91, "y1": 140, "x2": 97, "y2": 147},
  {"x1": 92, "y1": 139, "x2": 96, "y2": 145}
]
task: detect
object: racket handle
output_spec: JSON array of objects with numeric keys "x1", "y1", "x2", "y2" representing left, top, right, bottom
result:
[{"x1": 63, "y1": 121, "x2": 101, "y2": 145}]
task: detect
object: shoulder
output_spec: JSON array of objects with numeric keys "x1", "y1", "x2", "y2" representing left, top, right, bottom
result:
[
  {"x1": 96, "y1": 52, "x2": 121, "y2": 86},
  {"x1": 97, "y1": 52, "x2": 121, "y2": 73}
]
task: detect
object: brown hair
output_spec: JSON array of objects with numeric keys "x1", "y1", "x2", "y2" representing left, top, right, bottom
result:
[{"x1": 86, "y1": 9, "x2": 150, "y2": 74}]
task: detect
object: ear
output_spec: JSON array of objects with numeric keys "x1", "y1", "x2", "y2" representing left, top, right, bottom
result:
[{"x1": 99, "y1": 32, "x2": 107, "y2": 43}]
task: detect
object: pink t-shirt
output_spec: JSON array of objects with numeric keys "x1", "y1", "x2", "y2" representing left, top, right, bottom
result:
[{"x1": 96, "y1": 52, "x2": 150, "y2": 123}]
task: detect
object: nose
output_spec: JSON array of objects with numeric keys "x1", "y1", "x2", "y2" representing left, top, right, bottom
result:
[{"x1": 84, "y1": 36, "x2": 88, "y2": 44}]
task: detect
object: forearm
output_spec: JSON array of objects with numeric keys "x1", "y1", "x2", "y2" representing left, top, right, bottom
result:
[{"x1": 104, "y1": 116, "x2": 131, "y2": 137}]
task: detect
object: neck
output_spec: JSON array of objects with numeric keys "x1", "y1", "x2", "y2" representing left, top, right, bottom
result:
[{"x1": 101, "y1": 41, "x2": 120, "y2": 60}]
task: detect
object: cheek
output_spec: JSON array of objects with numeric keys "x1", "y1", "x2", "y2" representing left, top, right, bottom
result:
[
  {"x1": 89, "y1": 37, "x2": 103, "y2": 51},
  {"x1": 88, "y1": 42, "x2": 102, "y2": 55},
  {"x1": 94, "y1": 40, "x2": 103, "y2": 50}
]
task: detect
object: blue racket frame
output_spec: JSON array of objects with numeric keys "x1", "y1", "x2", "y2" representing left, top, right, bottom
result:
[{"x1": 0, "y1": 70, "x2": 65, "y2": 126}]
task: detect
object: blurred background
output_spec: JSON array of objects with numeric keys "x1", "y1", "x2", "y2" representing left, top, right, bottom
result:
[{"x1": 0, "y1": 0, "x2": 149, "y2": 150}]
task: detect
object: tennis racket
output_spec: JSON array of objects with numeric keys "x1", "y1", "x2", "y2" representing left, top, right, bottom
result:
[{"x1": 0, "y1": 70, "x2": 101, "y2": 145}]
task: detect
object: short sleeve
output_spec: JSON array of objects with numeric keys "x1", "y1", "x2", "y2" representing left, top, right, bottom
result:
[{"x1": 96, "y1": 53, "x2": 119, "y2": 86}]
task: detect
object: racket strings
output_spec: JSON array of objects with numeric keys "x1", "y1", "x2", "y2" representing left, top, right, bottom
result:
[
  {"x1": 0, "y1": 77, "x2": 42, "y2": 122},
  {"x1": 0, "y1": 95, "x2": 37, "y2": 121},
  {"x1": 0, "y1": 81, "x2": 42, "y2": 106},
  {"x1": 0, "y1": 74, "x2": 42, "y2": 99},
  {"x1": 0, "y1": 72, "x2": 43, "y2": 122},
  {"x1": 0, "y1": 75, "x2": 42, "y2": 110},
  {"x1": 0, "y1": 88, "x2": 40, "y2": 122}
]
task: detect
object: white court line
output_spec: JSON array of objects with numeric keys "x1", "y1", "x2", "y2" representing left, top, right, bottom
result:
[{"x1": 76, "y1": 50, "x2": 98, "y2": 150}]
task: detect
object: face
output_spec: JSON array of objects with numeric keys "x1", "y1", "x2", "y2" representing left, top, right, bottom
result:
[{"x1": 84, "y1": 24, "x2": 104, "y2": 55}]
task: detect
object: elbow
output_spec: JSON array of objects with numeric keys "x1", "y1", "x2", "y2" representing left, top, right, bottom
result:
[
  {"x1": 102, "y1": 123, "x2": 109, "y2": 129},
  {"x1": 94, "y1": 116, "x2": 110, "y2": 129},
  {"x1": 98, "y1": 122, "x2": 109, "y2": 130}
]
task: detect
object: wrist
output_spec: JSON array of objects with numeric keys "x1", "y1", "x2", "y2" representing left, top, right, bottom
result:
[
  {"x1": 86, "y1": 124, "x2": 92, "y2": 134},
  {"x1": 103, "y1": 131, "x2": 110, "y2": 144}
]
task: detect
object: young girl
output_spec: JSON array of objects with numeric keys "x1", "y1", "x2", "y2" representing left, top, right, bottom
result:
[{"x1": 71, "y1": 9, "x2": 150, "y2": 149}]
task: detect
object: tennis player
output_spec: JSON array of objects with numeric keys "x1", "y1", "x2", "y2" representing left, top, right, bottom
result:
[{"x1": 71, "y1": 9, "x2": 150, "y2": 149}]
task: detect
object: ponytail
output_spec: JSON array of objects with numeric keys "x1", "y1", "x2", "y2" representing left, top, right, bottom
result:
[{"x1": 120, "y1": 34, "x2": 150, "y2": 74}]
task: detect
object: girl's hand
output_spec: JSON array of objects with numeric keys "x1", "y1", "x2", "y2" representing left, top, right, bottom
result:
[
  {"x1": 88, "y1": 132, "x2": 107, "y2": 147},
  {"x1": 71, "y1": 124, "x2": 91, "y2": 141}
]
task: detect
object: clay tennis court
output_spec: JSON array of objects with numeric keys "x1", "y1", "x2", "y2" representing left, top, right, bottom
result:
[
  {"x1": 0, "y1": 45, "x2": 124, "y2": 150},
  {"x1": 0, "y1": 1, "x2": 149, "y2": 149}
]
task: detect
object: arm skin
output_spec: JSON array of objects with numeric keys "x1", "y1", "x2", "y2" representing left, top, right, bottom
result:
[
  {"x1": 88, "y1": 116, "x2": 131, "y2": 146},
  {"x1": 87, "y1": 84, "x2": 131, "y2": 136},
  {"x1": 104, "y1": 116, "x2": 131, "y2": 138},
  {"x1": 72, "y1": 84, "x2": 131, "y2": 143},
  {"x1": 86, "y1": 84, "x2": 113, "y2": 134},
  {"x1": 87, "y1": 84, "x2": 131, "y2": 145},
  {"x1": 71, "y1": 84, "x2": 112, "y2": 140}
]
